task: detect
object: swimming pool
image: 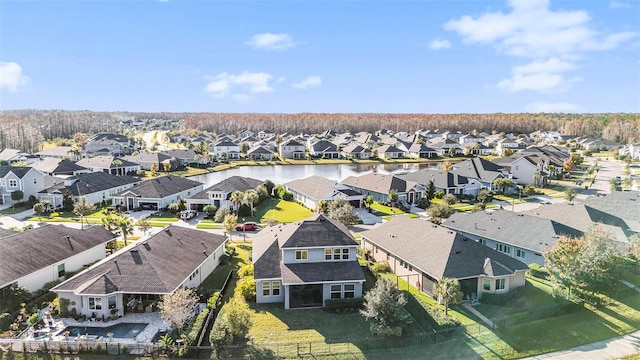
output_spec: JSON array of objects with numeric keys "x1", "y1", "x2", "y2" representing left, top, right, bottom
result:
[{"x1": 61, "y1": 322, "x2": 148, "y2": 338}]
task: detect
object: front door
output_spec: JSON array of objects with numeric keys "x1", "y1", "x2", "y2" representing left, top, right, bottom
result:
[{"x1": 289, "y1": 284, "x2": 323, "y2": 308}]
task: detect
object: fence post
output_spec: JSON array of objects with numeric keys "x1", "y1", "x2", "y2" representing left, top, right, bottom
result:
[{"x1": 296, "y1": 342, "x2": 300, "y2": 356}]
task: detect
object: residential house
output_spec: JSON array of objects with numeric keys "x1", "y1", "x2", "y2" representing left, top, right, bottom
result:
[
  {"x1": 111, "y1": 175, "x2": 203, "y2": 211},
  {"x1": 211, "y1": 140, "x2": 241, "y2": 160},
  {"x1": 122, "y1": 151, "x2": 181, "y2": 171},
  {"x1": 626, "y1": 144, "x2": 640, "y2": 160},
  {"x1": 52, "y1": 226, "x2": 226, "y2": 318},
  {"x1": 159, "y1": 149, "x2": 200, "y2": 167},
  {"x1": 405, "y1": 143, "x2": 437, "y2": 158},
  {"x1": 0, "y1": 149, "x2": 35, "y2": 165},
  {"x1": 442, "y1": 210, "x2": 583, "y2": 265},
  {"x1": 253, "y1": 214, "x2": 365, "y2": 309},
  {"x1": 237, "y1": 129, "x2": 254, "y2": 139},
  {"x1": 399, "y1": 169, "x2": 483, "y2": 196},
  {"x1": 341, "y1": 144, "x2": 371, "y2": 159},
  {"x1": 450, "y1": 158, "x2": 509, "y2": 191},
  {"x1": 257, "y1": 130, "x2": 276, "y2": 139},
  {"x1": 185, "y1": 176, "x2": 263, "y2": 212},
  {"x1": 247, "y1": 146, "x2": 276, "y2": 161},
  {"x1": 38, "y1": 172, "x2": 140, "y2": 208},
  {"x1": 582, "y1": 191, "x2": 640, "y2": 227},
  {"x1": 85, "y1": 133, "x2": 135, "y2": 155},
  {"x1": 0, "y1": 166, "x2": 45, "y2": 204},
  {"x1": 309, "y1": 140, "x2": 340, "y2": 159},
  {"x1": 341, "y1": 173, "x2": 425, "y2": 205},
  {"x1": 523, "y1": 202, "x2": 640, "y2": 247},
  {"x1": 0, "y1": 225, "x2": 116, "y2": 293},
  {"x1": 458, "y1": 134, "x2": 485, "y2": 145},
  {"x1": 31, "y1": 158, "x2": 90, "y2": 177},
  {"x1": 76, "y1": 156, "x2": 141, "y2": 176},
  {"x1": 279, "y1": 138, "x2": 306, "y2": 160},
  {"x1": 284, "y1": 175, "x2": 363, "y2": 210},
  {"x1": 375, "y1": 145, "x2": 405, "y2": 159},
  {"x1": 495, "y1": 138, "x2": 524, "y2": 155},
  {"x1": 360, "y1": 216, "x2": 528, "y2": 299},
  {"x1": 35, "y1": 146, "x2": 81, "y2": 162},
  {"x1": 426, "y1": 139, "x2": 463, "y2": 156}
]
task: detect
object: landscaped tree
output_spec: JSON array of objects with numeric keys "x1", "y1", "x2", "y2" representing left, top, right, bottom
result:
[
  {"x1": 256, "y1": 184, "x2": 269, "y2": 202},
  {"x1": 167, "y1": 202, "x2": 181, "y2": 215},
  {"x1": 162, "y1": 161, "x2": 171, "y2": 172},
  {"x1": 203, "y1": 205, "x2": 217, "y2": 220},
  {"x1": 223, "y1": 213, "x2": 238, "y2": 242},
  {"x1": 363, "y1": 195, "x2": 374, "y2": 210},
  {"x1": 117, "y1": 215, "x2": 135, "y2": 247},
  {"x1": 264, "y1": 180, "x2": 275, "y2": 197},
  {"x1": 433, "y1": 277, "x2": 463, "y2": 316},
  {"x1": 442, "y1": 193, "x2": 458, "y2": 206},
  {"x1": 492, "y1": 178, "x2": 514, "y2": 195},
  {"x1": 545, "y1": 226, "x2": 623, "y2": 300},
  {"x1": 158, "y1": 288, "x2": 199, "y2": 334},
  {"x1": 244, "y1": 189, "x2": 259, "y2": 217},
  {"x1": 427, "y1": 203, "x2": 454, "y2": 225},
  {"x1": 223, "y1": 295, "x2": 254, "y2": 340},
  {"x1": 426, "y1": 180, "x2": 436, "y2": 203},
  {"x1": 533, "y1": 172, "x2": 542, "y2": 187},
  {"x1": 135, "y1": 217, "x2": 151, "y2": 235},
  {"x1": 387, "y1": 189, "x2": 399, "y2": 207},
  {"x1": 565, "y1": 187, "x2": 578, "y2": 202},
  {"x1": 10, "y1": 190, "x2": 23, "y2": 207},
  {"x1": 32, "y1": 200, "x2": 50, "y2": 224},
  {"x1": 62, "y1": 189, "x2": 74, "y2": 211},
  {"x1": 360, "y1": 278, "x2": 411, "y2": 336},
  {"x1": 214, "y1": 207, "x2": 230, "y2": 222},
  {"x1": 150, "y1": 162, "x2": 159, "y2": 174},
  {"x1": 230, "y1": 191, "x2": 244, "y2": 213},
  {"x1": 441, "y1": 161, "x2": 453, "y2": 172},
  {"x1": 327, "y1": 199, "x2": 359, "y2": 226},
  {"x1": 73, "y1": 197, "x2": 96, "y2": 229},
  {"x1": 476, "y1": 189, "x2": 490, "y2": 205}
]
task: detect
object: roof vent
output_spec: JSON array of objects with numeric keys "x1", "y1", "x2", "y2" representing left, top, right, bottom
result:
[
  {"x1": 203, "y1": 250, "x2": 208, "y2": 256},
  {"x1": 455, "y1": 250, "x2": 461, "y2": 254}
]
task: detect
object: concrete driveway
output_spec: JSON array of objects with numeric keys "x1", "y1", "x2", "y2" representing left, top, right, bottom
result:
[
  {"x1": 355, "y1": 208, "x2": 382, "y2": 225},
  {"x1": 578, "y1": 158, "x2": 625, "y2": 198}
]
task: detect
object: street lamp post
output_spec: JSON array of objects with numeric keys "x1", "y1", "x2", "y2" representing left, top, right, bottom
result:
[{"x1": 242, "y1": 217, "x2": 246, "y2": 242}]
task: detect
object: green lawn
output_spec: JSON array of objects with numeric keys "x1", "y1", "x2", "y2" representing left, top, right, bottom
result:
[
  {"x1": 370, "y1": 202, "x2": 405, "y2": 216},
  {"x1": 246, "y1": 198, "x2": 313, "y2": 223},
  {"x1": 0, "y1": 204, "x2": 32, "y2": 215},
  {"x1": 198, "y1": 244, "x2": 250, "y2": 292}
]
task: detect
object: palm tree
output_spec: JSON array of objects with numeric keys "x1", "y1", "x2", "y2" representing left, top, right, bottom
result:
[
  {"x1": 244, "y1": 189, "x2": 259, "y2": 217},
  {"x1": 135, "y1": 217, "x2": 151, "y2": 235},
  {"x1": 73, "y1": 197, "x2": 96, "y2": 230},
  {"x1": 433, "y1": 277, "x2": 463, "y2": 316},
  {"x1": 533, "y1": 172, "x2": 542, "y2": 187},
  {"x1": 33, "y1": 200, "x2": 50, "y2": 224},
  {"x1": 363, "y1": 195, "x2": 374, "y2": 210},
  {"x1": 117, "y1": 215, "x2": 135, "y2": 247},
  {"x1": 230, "y1": 191, "x2": 244, "y2": 214}
]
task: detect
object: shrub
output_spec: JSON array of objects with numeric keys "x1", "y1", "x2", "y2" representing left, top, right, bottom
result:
[
  {"x1": 28, "y1": 312, "x2": 39, "y2": 325},
  {"x1": 236, "y1": 276, "x2": 256, "y2": 301},
  {"x1": 207, "y1": 292, "x2": 221, "y2": 310},
  {"x1": 209, "y1": 308, "x2": 232, "y2": 350},
  {"x1": 282, "y1": 191, "x2": 294, "y2": 201},
  {"x1": 324, "y1": 298, "x2": 364, "y2": 313},
  {"x1": 371, "y1": 262, "x2": 391, "y2": 274},
  {"x1": 369, "y1": 323, "x2": 403, "y2": 337},
  {"x1": 186, "y1": 308, "x2": 210, "y2": 346},
  {"x1": 528, "y1": 263, "x2": 548, "y2": 279}
]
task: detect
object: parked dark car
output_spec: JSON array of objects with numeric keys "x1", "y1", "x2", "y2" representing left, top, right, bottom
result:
[{"x1": 236, "y1": 222, "x2": 258, "y2": 231}]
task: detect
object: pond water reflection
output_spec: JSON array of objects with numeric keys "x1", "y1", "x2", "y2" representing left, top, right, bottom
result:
[{"x1": 188, "y1": 162, "x2": 437, "y2": 187}]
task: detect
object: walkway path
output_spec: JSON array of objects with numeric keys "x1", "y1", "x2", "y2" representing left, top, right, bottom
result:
[
  {"x1": 461, "y1": 302, "x2": 494, "y2": 328},
  {"x1": 522, "y1": 330, "x2": 640, "y2": 359}
]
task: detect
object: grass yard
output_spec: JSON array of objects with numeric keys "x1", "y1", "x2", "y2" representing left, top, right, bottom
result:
[
  {"x1": 247, "y1": 198, "x2": 313, "y2": 223},
  {"x1": 370, "y1": 202, "x2": 405, "y2": 216},
  {"x1": 198, "y1": 244, "x2": 250, "y2": 292},
  {"x1": 0, "y1": 204, "x2": 32, "y2": 215},
  {"x1": 169, "y1": 166, "x2": 210, "y2": 177}
]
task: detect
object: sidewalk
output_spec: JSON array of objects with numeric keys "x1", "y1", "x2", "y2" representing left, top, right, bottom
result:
[{"x1": 522, "y1": 330, "x2": 640, "y2": 359}]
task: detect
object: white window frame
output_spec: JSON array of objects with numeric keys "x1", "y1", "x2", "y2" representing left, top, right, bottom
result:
[
  {"x1": 57, "y1": 264, "x2": 65, "y2": 278},
  {"x1": 515, "y1": 248, "x2": 526, "y2": 259},
  {"x1": 88, "y1": 297, "x2": 102, "y2": 310},
  {"x1": 108, "y1": 296, "x2": 116, "y2": 310},
  {"x1": 495, "y1": 243, "x2": 511, "y2": 255},
  {"x1": 295, "y1": 250, "x2": 308, "y2": 260},
  {"x1": 495, "y1": 278, "x2": 506, "y2": 291},
  {"x1": 262, "y1": 281, "x2": 281, "y2": 297},
  {"x1": 8, "y1": 179, "x2": 18, "y2": 188},
  {"x1": 330, "y1": 284, "x2": 342, "y2": 299},
  {"x1": 483, "y1": 278, "x2": 491, "y2": 291}
]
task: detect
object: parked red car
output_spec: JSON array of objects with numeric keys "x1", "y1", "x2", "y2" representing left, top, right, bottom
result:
[{"x1": 235, "y1": 222, "x2": 258, "y2": 231}]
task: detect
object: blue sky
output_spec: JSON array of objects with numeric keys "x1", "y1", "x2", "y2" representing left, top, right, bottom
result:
[{"x1": 1, "y1": 0, "x2": 638, "y2": 113}]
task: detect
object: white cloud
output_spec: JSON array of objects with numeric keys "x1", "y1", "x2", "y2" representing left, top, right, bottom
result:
[
  {"x1": 204, "y1": 71, "x2": 273, "y2": 100},
  {"x1": 246, "y1": 33, "x2": 296, "y2": 51},
  {"x1": 444, "y1": 0, "x2": 638, "y2": 93},
  {"x1": 276, "y1": 77, "x2": 287, "y2": 83},
  {"x1": 0, "y1": 62, "x2": 29, "y2": 92},
  {"x1": 292, "y1": 76, "x2": 322, "y2": 89},
  {"x1": 609, "y1": 1, "x2": 630, "y2": 9},
  {"x1": 525, "y1": 101, "x2": 583, "y2": 113},
  {"x1": 428, "y1": 39, "x2": 451, "y2": 50}
]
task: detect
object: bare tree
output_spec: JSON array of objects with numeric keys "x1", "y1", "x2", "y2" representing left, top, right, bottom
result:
[{"x1": 158, "y1": 288, "x2": 200, "y2": 334}]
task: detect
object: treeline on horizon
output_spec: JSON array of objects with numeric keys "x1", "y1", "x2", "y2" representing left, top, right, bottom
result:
[{"x1": 0, "y1": 110, "x2": 638, "y2": 153}]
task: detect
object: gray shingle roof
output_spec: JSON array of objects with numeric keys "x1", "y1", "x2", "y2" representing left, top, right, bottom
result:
[
  {"x1": 35, "y1": 146, "x2": 76, "y2": 158},
  {"x1": 284, "y1": 176, "x2": 337, "y2": 201},
  {"x1": 52, "y1": 226, "x2": 226, "y2": 295},
  {"x1": 281, "y1": 261, "x2": 365, "y2": 284},
  {"x1": 399, "y1": 169, "x2": 468, "y2": 188},
  {"x1": 443, "y1": 210, "x2": 583, "y2": 253},
  {"x1": 122, "y1": 151, "x2": 174, "y2": 164},
  {"x1": 187, "y1": 176, "x2": 262, "y2": 201},
  {"x1": 39, "y1": 172, "x2": 140, "y2": 196},
  {"x1": 0, "y1": 166, "x2": 33, "y2": 179},
  {"x1": 31, "y1": 158, "x2": 88, "y2": 174},
  {"x1": 451, "y1": 158, "x2": 506, "y2": 182},
  {"x1": 114, "y1": 175, "x2": 202, "y2": 198},
  {"x1": 360, "y1": 216, "x2": 528, "y2": 280},
  {"x1": 583, "y1": 191, "x2": 640, "y2": 225},
  {"x1": 342, "y1": 173, "x2": 420, "y2": 194},
  {"x1": 76, "y1": 156, "x2": 139, "y2": 169},
  {"x1": 0, "y1": 225, "x2": 116, "y2": 287}
]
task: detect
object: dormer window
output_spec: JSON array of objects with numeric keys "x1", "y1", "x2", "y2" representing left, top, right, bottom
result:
[{"x1": 295, "y1": 250, "x2": 308, "y2": 260}]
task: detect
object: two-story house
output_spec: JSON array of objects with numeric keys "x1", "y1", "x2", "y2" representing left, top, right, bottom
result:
[
  {"x1": 253, "y1": 214, "x2": 365, "y2": 309},
  {"x1": 185, "y1": 176, "x2": 263, "y2": 212},
  {"x1": 278, "y1": 138, "x2": 306, "y2": 160},
  {"x1": 0, "y1": 166, "x2": 46, "y2": 204},
  {"x1": 210, "y1": 140, "x2": 241, "y2": 160}
]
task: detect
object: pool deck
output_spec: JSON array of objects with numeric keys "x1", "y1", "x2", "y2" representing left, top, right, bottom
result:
[{"x1": 27, "y1": 312, "x2": 171, "y2": 344}]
